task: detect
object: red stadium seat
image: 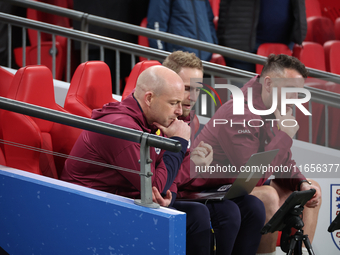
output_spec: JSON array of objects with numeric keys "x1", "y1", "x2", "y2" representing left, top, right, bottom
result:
[
  {"x1": 324, "y1": 40, "x2": 340, "y2": 74},
  {"x1": 335, "y1": 17, "x2": 340, "y2": 40},
  {"x1": 0, "y1": 67, "x2": 14, "y2": 97},
  {"x1": 293, "y1": 42, "x2": 327, "y2": 145},
  {"x1": 122, "y1": 60, "x2": 162, "y2": 100},
  {"x1": 0, "y1": 67, "x2": 14, "y2": 156},
  {"x1": 323, "y1": 83, "x2": 340, "y2": 149},
  {"x1": 0, "y1": 147, "x2": 5, "y2": 166},
  {"x1": 293, "y1": 42, "x2": 326, "y2": 71},
  {"x1": 305, "y1": 0, "x2": 322, "y2": 18},
  {"x1": 256, "y1": 43, "x2": 292, "y2": 74},
  {"x1": 13, "y1": 0, "x2": 72, "y2": 80},
  {"x1": 305, "y1": 16, "x2": 335, "y2": 45},
  {"x1": 210, "y1": 53, "x2": 226, "y2": 66},
  {"x1": 138, "y1": 17, "x2": 149, "y2": 62},
  {"x1": 1, "y1": 65, "x2": 81, "y2": 178},
  {"x1": 209, "y1": 0, "x2": 220, "y2": 29},
  {"x1": 64, "y1": 61, "x2": 117, "y2": 118}
]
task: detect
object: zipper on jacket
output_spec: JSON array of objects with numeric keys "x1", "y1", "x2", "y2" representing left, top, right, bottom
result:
[
  {"x1": 190, "y1": 0, "x2": 201, "y2": 59},
  {"x1": 154, "y1": 22, "x2": 163, "y2": 50}
]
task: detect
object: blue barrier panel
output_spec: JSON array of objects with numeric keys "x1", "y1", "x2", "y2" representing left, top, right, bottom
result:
[{"x1": 0, "y1": 167, "x2": 186, "y2": 255}]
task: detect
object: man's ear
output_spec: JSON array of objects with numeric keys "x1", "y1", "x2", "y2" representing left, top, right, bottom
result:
[
  {"x1": 144, "y1": 91, "x2": 153, "y2": 107},
  {"x1": 263, "y1": 76, "x2": 272, "y2": 93}
]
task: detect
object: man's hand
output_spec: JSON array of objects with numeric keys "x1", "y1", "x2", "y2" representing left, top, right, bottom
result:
[
  {"x1": 152, "y1": 186, "x2": 172, "y2": 207},
  {"x1": 154, "y1": 119, "x2": 190, "y2": 140},
  {"x1": 191, "y1": 141, "x2": 213, "y2": 167},
  {"x1": 274, "y1": 108, "x2": 299, "y2": 138},
  {"x1": 299, "y1": 180, "x2": 322, "y2": 208}
]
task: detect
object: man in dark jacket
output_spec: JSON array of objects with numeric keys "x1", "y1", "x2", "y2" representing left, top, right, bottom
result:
[
  {"x1": 217, "y1": 0, "x2": 307, "y2": 72},
  {"x1": 147, "y1": 0, "x2": 218, "y2": 61},
  {"x1": 194, "y1": 54, "x2": 321, "y2": 255}
]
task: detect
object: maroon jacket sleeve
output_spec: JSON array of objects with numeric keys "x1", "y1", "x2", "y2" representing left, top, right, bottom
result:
[
  {"x1": 265, "y1": 127, "x2": 306, "y2": 190},
  {"x1": 94, "y1": 115, "x2": 168, "y2": 195},
  {"x1": 216, "y1": 113, "x2": 305, "y2": 191},
  {"x1": 110, "y1": 142, "x2": 168, "y2": 193}
]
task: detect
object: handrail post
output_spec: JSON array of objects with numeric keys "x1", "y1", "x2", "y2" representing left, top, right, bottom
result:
[
  {"x1": 80, "y1": 13, "x2": 89, "y2": 63},
  {"x1": 134, "y1": 133, "x2": 160, "y2": 209}
]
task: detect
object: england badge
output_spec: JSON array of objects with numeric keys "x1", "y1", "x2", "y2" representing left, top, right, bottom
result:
[{"x1": 330, "y1": 184, "x2": 340, "y2": 251}]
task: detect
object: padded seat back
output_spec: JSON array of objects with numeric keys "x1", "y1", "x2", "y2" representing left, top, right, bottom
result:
[
  {"x1": 324, "y1": 40, "x2": 340, "y2": 74},
  {"x1": 0, "y1": 67, "x2": 15, "y2": 155},
  {"x1": 293, "y1": 42, "x2": 326, "y2": 71},
  {"x1": 0, "y1": 147, "x2": 5, "y2": 166},
  {"x1": 305, "y1": 0, "x2": 322, "y2": 18},
  {"x1": 293, "y1": 42, "x2": 327, "y2": 145},
  {"x1": 27, "y1": 0, "x2": 72, "y2": 45},
  {"x1": 0, "y1": 67, "x2": 14, "y2": 97},
  {"x1": 295, "y1": 83, "x2": 326, "y2": 145},
  {"x1": 64, "y1": 61, "x2": 117, "y2": 118},
  {"x1": 2, "y1": 66, "x2": 57, "y2": 177},
  {"x1": 138, "y1": 17, "x2": 149, "y2": 62},
  {"x1": 256, "y1": 43, "x2": 292, "y2": 74},
  {"x1": 305, "y1": 16, "x2": 335, "y2": 45},
  {"x1": 335, "y1": 17, "x2": 340, "y2": 40},
  {"x1": 13, "y1": 0, "x2": 72, "y2": 80},
  {"x1": 323, "y1": 83, "x2": 340, "y2": 149},
  {"x1": 122, "y1": 60, "x2": 162, "y2": 100},
  {"x1": 2, "y1": 65, "x2": 81, "y2": 178}
]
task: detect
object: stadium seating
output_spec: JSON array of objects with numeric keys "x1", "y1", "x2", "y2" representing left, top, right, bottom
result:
[
  {"x1": 323, "y1": 83, "x2": 340, "y2": 149},
  {"x1": 209, "y1": 0, "x2": 220, "y2": 29},
  {"x1": 335, "y1": 17, "x2": 340, "y2": 40},
  {"x1": 305, "y1": 16, "x2": 335, "y2": 45},
  {"x1": 13, "y1": 0, "x2": 72, "y2": 80},
  {"x1": 322, "y1": 5, "x2": 340, "y2": 23},
  {"x1": 1, "y1": 65, "x2": 81, "y2": 178},
  {"x1": 293, "y1": 42, "x2": 327, "y2": 145},
  {"x1": 122, "y1": 60, "x2": 162, "y2": 100},
  {"x1": 138, "y1": 18, "x2": 149, "y2": 62},
  {"x1": 0, "y1": 67, "x2": 14, "y2": 156},
  {"x1": 0, "y1": 148, "x2": 5, "y2": 166},
  {"x1": 293, "y1": 42, "x2": 326, "y2": 71},
  {"x1": 64, "y1": 61, "x2": 117, "y2": 118},
  {"x1": 305, "y1": 0, "x2": 322, "y2": 18},
  {"x1": 324, "y1": 40, "x2": 340, "y2": 74},
  {"x1": 0, "y1": 67, "x2": 14, "y2": 97},
  {"x1": 256, "y1": 43, "x2": 292, "y2": 74}
]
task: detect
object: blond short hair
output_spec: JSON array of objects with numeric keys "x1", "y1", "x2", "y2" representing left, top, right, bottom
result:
[{"x1": 163, "y1": 51, "x2": 203, "y2": 74}]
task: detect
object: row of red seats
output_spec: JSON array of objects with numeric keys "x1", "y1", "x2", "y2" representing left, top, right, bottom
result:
[
  {"x1": 13, "y1": 0, "x2": 73, "y2": 81},
  {"x1": 306, "y1": 15, "x2": 340, "y2": 45},
  {"x1": 16, "y1": 0, "x2": 340, "y2": 83},
  {"x1": 256, "y1": 41, "x2": 340, "y2": 74},
  {"x1": 0, "y1": 59, "x2": 201, "y2": 176},
  {"x1": 0, "y1": 60, "x2": 295, "y2": 250},
  {"x1": 0, "y1": 59, "x2": 157, "y2": 177}
]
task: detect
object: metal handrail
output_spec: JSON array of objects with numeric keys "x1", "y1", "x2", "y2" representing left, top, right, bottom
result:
[
  {"x1": 1, "y1": 12, "x2": 340, "y2": 109},
  {"x1": 2, "y1": 0, "x2": 340, "y2": 83},
  {"x1": 0, "y1": 11, "x2": 255, "y2": 79},
  {"x1": 0, "y1": 96, "x2": 181, "y2": 208},
  {"x1": 0, "y1": 96, "x2": 181, "y2": 152}
]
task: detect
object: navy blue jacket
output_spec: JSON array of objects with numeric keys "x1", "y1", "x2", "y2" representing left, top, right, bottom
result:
[{"x1": 147, "y1": 0, "x2": 217, "y2": 61}]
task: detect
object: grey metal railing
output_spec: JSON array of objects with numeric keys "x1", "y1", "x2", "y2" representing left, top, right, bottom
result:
[
  {"x1": 2, "y1": 0, "x2": 340, "y2": 84},
  {"x1": 0, "y1": 11, "x2": 340, "y2": 148},
  {"x1": 0, "y1": 96, "x2": 181, "y2": 208}
]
